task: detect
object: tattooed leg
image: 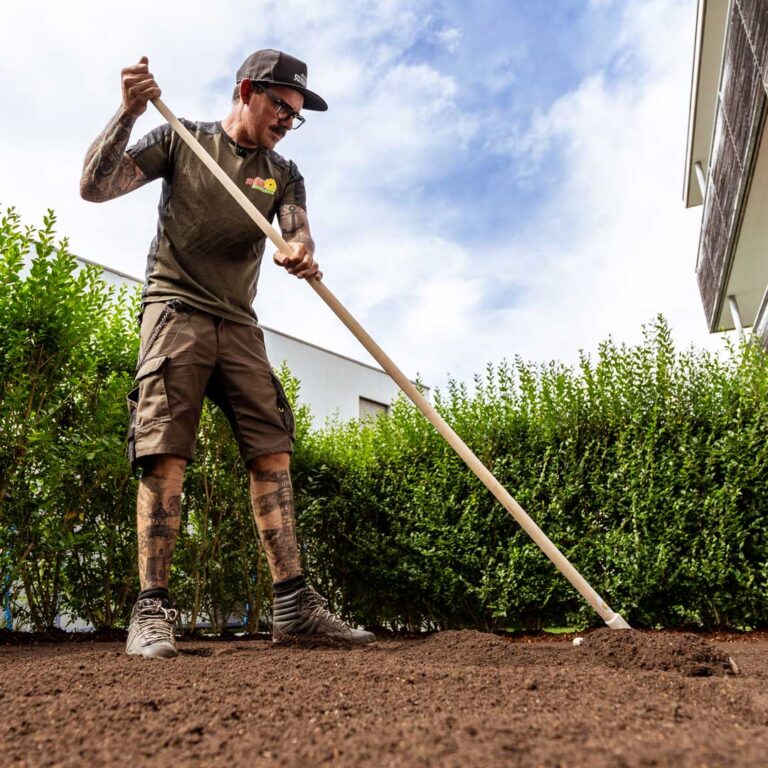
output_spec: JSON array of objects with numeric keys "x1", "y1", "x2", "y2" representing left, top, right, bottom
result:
[
  {"x1": 136, "y1": 456, "x2": 185, "y2": 591},
  {"x1": 248, "y1": 454, "x2": 302, "y2": 582}
]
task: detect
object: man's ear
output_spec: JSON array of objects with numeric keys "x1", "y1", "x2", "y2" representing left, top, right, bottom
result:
[{"x1": 239, "y1": 79, "x2": 253, "y2": 103}]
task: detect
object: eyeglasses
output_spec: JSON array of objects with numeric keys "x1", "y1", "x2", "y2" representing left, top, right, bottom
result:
[{"x1": 252, "y1": 83, "x2": 305, "y2": 130}]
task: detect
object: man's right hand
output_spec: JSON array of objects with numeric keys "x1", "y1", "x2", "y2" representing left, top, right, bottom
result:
[
  {"x1": 80, "y1": 59, "x2": 155, "y2": 203},
  {"x1": 121, "y1": 56, "x2": 161, "y2": 118}
]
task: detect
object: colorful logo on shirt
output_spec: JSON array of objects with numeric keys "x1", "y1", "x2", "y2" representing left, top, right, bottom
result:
[{"x1": 246, "y1": 177, "x2": 277, "y2": 195}]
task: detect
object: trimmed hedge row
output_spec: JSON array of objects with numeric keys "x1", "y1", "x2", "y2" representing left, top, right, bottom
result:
[
  {"x1": 294, "y1": 324, "x2": 768, "y2": 630},
  {"x1": 2, "y1": 209, "x2": 767, "y2": 632}
]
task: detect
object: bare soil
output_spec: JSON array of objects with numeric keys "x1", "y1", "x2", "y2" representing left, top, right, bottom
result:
[{"x1": 2, "y1": 628, "x2": 768, "y2": 767}]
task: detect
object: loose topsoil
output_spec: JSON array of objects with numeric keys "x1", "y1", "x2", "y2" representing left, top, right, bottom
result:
[{"x1": 3, "y1": 628, "x2": 768, "y2": 767}]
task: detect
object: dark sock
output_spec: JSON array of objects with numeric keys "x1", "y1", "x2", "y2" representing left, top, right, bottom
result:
[
  {"x1": 138, "y1": 587, "x2": 170, "y2": 605},
  {"x1": 273, "y1": 574, "x2": 306, "y2": 598}
]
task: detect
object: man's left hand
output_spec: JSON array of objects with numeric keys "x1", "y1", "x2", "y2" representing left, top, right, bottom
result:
[{"x1": 274, "y1": 242, "x2": 322, "y2": 280}]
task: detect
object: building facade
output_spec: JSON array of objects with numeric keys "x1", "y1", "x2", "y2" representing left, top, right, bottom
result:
[{"x1": 684, "y1": 0, "x2": 768, "y2": 344}]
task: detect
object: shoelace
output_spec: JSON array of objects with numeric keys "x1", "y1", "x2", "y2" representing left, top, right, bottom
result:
[
  {"x1": 136, "y1": 601, "x2": 178, "y2": 644},
  {"x1": 304, "y1": 590, "x2": 351, "y2": 632}
]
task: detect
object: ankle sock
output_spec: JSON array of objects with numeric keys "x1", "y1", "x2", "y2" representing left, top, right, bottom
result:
[
  {"x1": 138, "y1": 587, "x2": 170, "y2": 605},
  {"x1": 273, "y1": 574, "x2": 306, "y2": 598}
]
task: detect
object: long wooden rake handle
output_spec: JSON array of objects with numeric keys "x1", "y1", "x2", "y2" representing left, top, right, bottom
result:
[{"x1": 152, "y1": 96, "x2": 630, "y2": 629}]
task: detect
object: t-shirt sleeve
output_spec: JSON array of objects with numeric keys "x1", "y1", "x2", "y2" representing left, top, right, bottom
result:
[
  {"x1": 126, "y1": 123, "x2": 174, "y2": 181},
  {"x1": 279, "y1": 160, "x2": 307, "y2": 210}
]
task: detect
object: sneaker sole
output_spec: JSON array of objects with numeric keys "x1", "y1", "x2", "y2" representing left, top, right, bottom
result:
[{"x1": 126, "y1": 645, "x2": 178, "y2": 659}]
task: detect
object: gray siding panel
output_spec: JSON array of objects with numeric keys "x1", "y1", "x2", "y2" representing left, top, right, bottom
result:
[
  {"x1": 723, "y1": 10, "x2": 759, "y2": 166},
  {"x1": 739, "y1": 0, "x2": 768, "y2": 86},
  {"x1": 700, "y1": 184, "x2": 727, "y2": 324},
  {"x1": 696, "y1": 0, "x2": 768, "y2": 330},
  {"x1": 696, "y1": 243, "x2": 718, "y2": 324},
  {"x1": 711, "y1": 115, "x2": 740, "y2": 229}
]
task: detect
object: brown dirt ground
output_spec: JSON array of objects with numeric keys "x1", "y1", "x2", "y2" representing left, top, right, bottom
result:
[{"x1": 2, "y1": 628, "x2": 768, "y2": 767}]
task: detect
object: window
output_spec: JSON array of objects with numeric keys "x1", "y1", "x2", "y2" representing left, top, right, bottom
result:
[{"x1": 359, "y1": 397, "x2": 389, "y2": 420}]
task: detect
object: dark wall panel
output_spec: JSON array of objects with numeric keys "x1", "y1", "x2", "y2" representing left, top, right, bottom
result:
[
  {"x1": 722, "y1": 9, "x2": 760, "y2": 167},
  {"x1": 711, "y1": 114, "x2": 741, "y2": 231},
  {"x1": 696, "y1": 0, "x2": 768, "y2": 330},
  {"x1": 738, "y1": 0, "x2": 768, "y2": 84}
]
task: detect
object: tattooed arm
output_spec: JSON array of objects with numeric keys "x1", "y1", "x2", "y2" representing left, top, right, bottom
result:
[
  {"x1": 80, "y1": 56, "x2": 160, "y2": 202},
  {"x1": 80, "y1": 110, "x2": 148, "y2": 202},
  {"x1": 274, "y1": 204, "x2": 322, "y2": 279}
]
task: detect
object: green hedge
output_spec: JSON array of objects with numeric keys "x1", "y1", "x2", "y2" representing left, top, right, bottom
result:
[
  {"x1": 294, "y1": 325, "x2": 768, "y2": 630},
  {"x1": 1, "y1": 209, "x2": 767, "y2": 632}
]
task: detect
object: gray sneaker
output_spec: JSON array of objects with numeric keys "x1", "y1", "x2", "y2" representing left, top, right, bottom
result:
[
  {"x1": 273, "y1": 585, "x2": 375, "y2": 645},
  {"x1": 126, "y1": 598, "x2": 178, "y2": 658}
]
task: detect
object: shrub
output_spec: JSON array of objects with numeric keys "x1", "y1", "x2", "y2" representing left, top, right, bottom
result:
[
  {"x1": 0, "y1": 207, "x2": 139, "y2": 629},
  {"x1": 293, "y1": 320, "x2": 768, "y2": 630}
]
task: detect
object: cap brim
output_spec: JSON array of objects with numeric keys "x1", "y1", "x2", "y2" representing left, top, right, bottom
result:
[{"x1": 259, "y1": 79, "x2": 327, "y2": 111}]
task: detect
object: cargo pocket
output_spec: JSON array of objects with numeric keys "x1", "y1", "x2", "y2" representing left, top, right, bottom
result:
[
  {"x1": 134, "y1": 355, "x2": 172, "y2": 427},
  {"x1": 270, "y1": 372, "x2": 296, "y2": 439}
]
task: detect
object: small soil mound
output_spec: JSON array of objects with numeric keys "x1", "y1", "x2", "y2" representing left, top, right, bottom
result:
[
  {"x1": 576, "y1": 629, "x2": 737, "y2": 676},
  {"x1": 418, "y1": 629, "x2": 515, "y2": 665}
]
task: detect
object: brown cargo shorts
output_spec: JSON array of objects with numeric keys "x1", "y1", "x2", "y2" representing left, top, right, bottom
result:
[{"x1": 127, "y1": 300, "x2": 295, "y2": 471}]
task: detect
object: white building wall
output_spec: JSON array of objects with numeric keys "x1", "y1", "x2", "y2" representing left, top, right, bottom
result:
[
  {"x1": 262, "y1": 326, "x2": 406, "y2": 425},
  {"x1": 78, "y1": 256, "x2": 144, "y2": 292}
]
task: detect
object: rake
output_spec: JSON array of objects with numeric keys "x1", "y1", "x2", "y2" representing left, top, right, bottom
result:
[{"x1": 151, "y1": 95, "x2": 630, "y2": 630}]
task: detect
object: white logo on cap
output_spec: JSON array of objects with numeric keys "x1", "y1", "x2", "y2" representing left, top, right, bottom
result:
[{"x1": 293, "y1": 73, "x2": 307, "y2": 87}]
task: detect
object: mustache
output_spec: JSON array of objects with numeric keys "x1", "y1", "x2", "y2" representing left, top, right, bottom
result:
[{"x1": 270, "y1": 125, "x2": 287, "y2": 138}]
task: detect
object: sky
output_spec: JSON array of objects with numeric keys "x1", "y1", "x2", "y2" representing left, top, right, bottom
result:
[{"x1": 0, "y1": 0, "x2": 719, "y2": 391}]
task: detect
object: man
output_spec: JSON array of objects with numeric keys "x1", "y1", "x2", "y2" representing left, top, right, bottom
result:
[{"x1": 80, "y1": 50, "x2": 374, "y2": 657}]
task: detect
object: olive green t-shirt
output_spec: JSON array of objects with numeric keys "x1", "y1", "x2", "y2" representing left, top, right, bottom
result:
[{"x1": 127, "y1": 119, "x2": 306, "y2": 324}]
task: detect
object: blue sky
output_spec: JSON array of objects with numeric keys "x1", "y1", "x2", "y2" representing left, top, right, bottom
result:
[
  {"x1": 0, "y1": 0, "x2": 716, "y2": 390},
  {"x1": 387, "y1": 0, "x2": 649, "y2": 238}
]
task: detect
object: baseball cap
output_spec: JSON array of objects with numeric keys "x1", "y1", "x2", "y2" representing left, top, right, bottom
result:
[{"x1": 236, "y1": 49, "x2": 328, "y2": 111}]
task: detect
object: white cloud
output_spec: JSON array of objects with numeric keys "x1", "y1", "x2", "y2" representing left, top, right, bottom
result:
[
  {"x1": 434, "y1": 27, "x2": 462, "y2": 54},
  {"x1": 383, "y1": 0, "x2": 718, "y2": 386},
  {"x1": 305, "y1": 0, "x2": 719, "y2": 387}
]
